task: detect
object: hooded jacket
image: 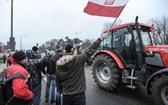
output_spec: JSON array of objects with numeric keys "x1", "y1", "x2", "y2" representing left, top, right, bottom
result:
[
  {"x1": 6, "y1": 62, "x2": 34, "y2": 105},
  {"x1": 56, "y1": 38, "x2": 102, "y2": 95}
]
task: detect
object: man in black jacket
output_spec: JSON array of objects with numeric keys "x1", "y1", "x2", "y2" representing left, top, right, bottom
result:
[
  {"x1": 45, "y1": 45, "x2": 64, "y2": 104},
  {"x1": 56, "y1": 32, "x2": 108, "y2": 105}
]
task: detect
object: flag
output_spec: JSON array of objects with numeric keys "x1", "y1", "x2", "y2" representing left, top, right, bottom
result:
[
  {"x1": 151, "y1": 23, "x2": 154, "y2": 30},
  {"x1": 151, "y1": 18, "x2": 155, "y2": 30},
  {"x1": 147, "y1": 18, "x2": 155, "y2": 31},
  {"x1": 84, "y1": 0, "x2": 129, "y2": 18}
]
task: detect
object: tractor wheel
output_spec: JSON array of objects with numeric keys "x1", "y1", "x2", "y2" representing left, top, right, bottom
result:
[
  {"x1": 150, "y1": 74, "x2": 168, "y2": 105},
  {"x1": 92, "y1": 54, "x2": 122, "y2": 92}
]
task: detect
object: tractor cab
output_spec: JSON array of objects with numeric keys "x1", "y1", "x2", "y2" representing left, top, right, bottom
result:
[{"x1": 100, "y1": 22, "x2": 153, "y2": 70}]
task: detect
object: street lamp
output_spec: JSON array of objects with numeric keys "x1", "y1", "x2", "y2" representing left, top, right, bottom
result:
[{"x1": 20, "y1": 34, "x2": 26, "y2": 50}]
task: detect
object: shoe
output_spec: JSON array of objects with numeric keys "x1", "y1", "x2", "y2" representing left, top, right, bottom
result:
[{"x1": 50, "y1": 100, "x2": 56, "y2": 104}]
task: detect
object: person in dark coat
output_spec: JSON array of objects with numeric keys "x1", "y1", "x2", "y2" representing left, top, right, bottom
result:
[
  {"x1": 45, "y1": 45, "x2": 64, "y2": 104},
  {"x1": 26, "y1": 46, "x2": 44, "y2": 105},
  {"x1": 2, "y1": 53, "x2": 6, "y2": 63},
  {"x1": 56, "y1": 32, "x2": 108, "y2": 105}
]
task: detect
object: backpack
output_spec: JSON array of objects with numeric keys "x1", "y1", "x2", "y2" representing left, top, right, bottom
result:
[{"x1": 0, "y1": 69, "x2": 25, "y2": 105}]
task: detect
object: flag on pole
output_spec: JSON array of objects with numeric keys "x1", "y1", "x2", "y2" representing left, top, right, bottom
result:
[
  {"x1": 84, "y1": 0, "x2": 129, "y2": 18},
  {"x1": 151, "y1": 18, "x2": 155, "y2": 30},
  {"x1": 147, "y1": 18, "x2": 155, "y2": 31},
  {"x1": 151, "y1": 23, "x2": 154, "y2": 30}
]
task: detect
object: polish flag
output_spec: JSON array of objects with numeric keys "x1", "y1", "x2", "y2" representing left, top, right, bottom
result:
[{"x1": 84, "y1": 0, "x2": 129, "y2": 18}]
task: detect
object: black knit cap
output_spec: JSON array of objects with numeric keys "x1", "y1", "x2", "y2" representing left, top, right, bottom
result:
[
  {"x1": 32, "y1": 46, "x2": 38, "y2": 51},
  {"x1": 13, "y1": 51, "x2": 27, "y2": 62},
  {"x1": 56, "y1": 45, "x2": 63, "y2": 53},
  {"x1": 65, "y1": 44, "x2": 73, "y2": 53}
]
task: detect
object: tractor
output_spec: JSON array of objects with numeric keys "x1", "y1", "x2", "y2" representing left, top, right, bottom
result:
[{"x1": 92, "y1": 16, "x2": 168, "y2": 105}]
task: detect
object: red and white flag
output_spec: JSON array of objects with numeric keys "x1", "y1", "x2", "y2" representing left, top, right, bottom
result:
[
  {"x1": 147, "y1": 18, "x2": 155, "y2": 31},
  {"x1": 84, "y1": 0, "x2": 129, "y2": 18}
]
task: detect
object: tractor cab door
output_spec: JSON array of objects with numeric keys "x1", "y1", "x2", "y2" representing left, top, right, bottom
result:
[
  {"x1": 131, "y1": 26, "x2": 154, "y2": 70},
  {"x1": 111, "y1": 27, "x2": 137, "y2": 69},
  {"x1": 100, "y1": 27, "x2": 137, "y2": 69}
]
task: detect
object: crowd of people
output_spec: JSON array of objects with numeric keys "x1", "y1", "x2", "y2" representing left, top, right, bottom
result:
[{"x1": 3, "y1": 32, "x2": 108, "y2": 105}]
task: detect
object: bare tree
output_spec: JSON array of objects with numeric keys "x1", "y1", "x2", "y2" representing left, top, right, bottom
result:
[
  {"x1": 102, "y1": 19, "x2": 123, "y2": 31},
  {"x1": 153, "y1": 16, "x2": 168, "y2": 45}
]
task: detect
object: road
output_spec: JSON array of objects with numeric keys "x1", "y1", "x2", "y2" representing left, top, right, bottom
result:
[{"x1": 40, "y1": 65, "x2": 154, "y2": 105}]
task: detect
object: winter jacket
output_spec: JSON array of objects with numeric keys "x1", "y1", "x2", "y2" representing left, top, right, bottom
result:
[
  {"x1": 6, "y1": 62, "x2": 34, "y2": 105},
  {"x1": 26, "y1": 59, "x2": 44, "y2": 88},
  {"x1": 56, "y1": 38, "x2": 102, "y2": 95},
  {"x1": 26, "y1": 51, "x2": 46, "y2": 88},
  {"x1": 32, "y1": 51, "x2": 41, "y2": 59}
]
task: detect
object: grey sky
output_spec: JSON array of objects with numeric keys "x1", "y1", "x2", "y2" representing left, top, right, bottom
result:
[{"x1": 0, "y1": 0, "x2": 167, "y2": 50}]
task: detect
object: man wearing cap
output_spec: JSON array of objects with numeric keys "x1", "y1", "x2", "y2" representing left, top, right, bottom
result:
[
  {"x1": 5, "y1": 50, "x2": 34, "y2": 105},
  {"x1": 56, "y1": 32, "x2": 108, "y2": 105},
  {"x1": 32, "y1": 46, "x2": 41, "y2": 59},
  {"x1": 27, "y1": 46, "x2": 43, "y2": 105}
]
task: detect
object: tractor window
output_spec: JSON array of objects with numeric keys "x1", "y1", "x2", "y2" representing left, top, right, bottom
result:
[
  {"x1": 102, "y1": 31, "x2": 112, "y2": 48},
  {"x1": 114, "y1": 35, "x2": 122, "y2": 47},
  {"x1": 141, "y1": 32, "x2": 152, "y2": 46},
  {"x1": 113, "y1": 28, "x2": 130, "y2": 48},
  {"x1": 124, "y1": 33, "x2": 132, "y2": 46}
]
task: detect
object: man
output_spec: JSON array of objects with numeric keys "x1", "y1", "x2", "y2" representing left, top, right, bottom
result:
[
  {"x1": 26, "y1": 46, "x2": 44, "y2": 105},
  {"x1": 2, "y1": 53, "x2": 6, "y2": 63},
  {"x1": 56, "y1": 32, "x2": 108, "y2": 105},
  {"x1": 45, "y1": 45, "x2": 64, "y2": 104},
  {"x1": 44, "y1": 50, "x2": 56, "y2": 103},
  {"x1": 5, "y1": 51, "x2": 34, "y2": 105},
  {"x1": 32, "y1": 46, "x2": 41, "y2": 59}
]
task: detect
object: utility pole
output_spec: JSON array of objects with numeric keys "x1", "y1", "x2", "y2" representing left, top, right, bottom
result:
[{"x1": 9, "y1": 0, "x2": 15, "y2": 51}]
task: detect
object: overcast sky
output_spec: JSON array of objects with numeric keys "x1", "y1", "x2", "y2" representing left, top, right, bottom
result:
[{"x1": 0, "y1": 0, "x2": 168, "y2": 50}]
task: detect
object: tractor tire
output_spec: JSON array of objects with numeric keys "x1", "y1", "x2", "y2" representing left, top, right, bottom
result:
[
  {"x1": 92, "y1": 54, "x2": 122, "y2": 92},
  {"x1": 150, "y1": 74, "x2": 168, "y2": 105}
]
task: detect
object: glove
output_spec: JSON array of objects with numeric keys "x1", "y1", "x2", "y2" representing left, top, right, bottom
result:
[{"x1": 99, "y1": 32, "x2": 108, "y2": 41}]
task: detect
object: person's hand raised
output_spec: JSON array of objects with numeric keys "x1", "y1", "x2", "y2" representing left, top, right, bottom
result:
[
  {"x1": 99, "y1": 32, "x2": 108, "y2": 41},
  {"x1": 78, "y1": 42, "x2": 84, "y2": 46}
]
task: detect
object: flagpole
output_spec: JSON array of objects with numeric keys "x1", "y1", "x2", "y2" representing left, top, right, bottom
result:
[
  {"x1": 107, "y1": 17, "x2": 118, "y2": 33},
  {"x1": 107, "y1": 0, "x2": 129, "y2": 33}
]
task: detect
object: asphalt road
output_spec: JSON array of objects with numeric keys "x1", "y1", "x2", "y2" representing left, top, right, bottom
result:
[{"x1": 40, "y1": 65, "x2": 154, "y2": 105}]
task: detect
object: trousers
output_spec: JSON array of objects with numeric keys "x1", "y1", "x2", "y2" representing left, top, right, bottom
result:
[
  {"x1": 45, "y1": 74, "x2": 56, "y2": 102},
  {"x1": 63, "y1": 92, "x2": 86, "y2": 105}
]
